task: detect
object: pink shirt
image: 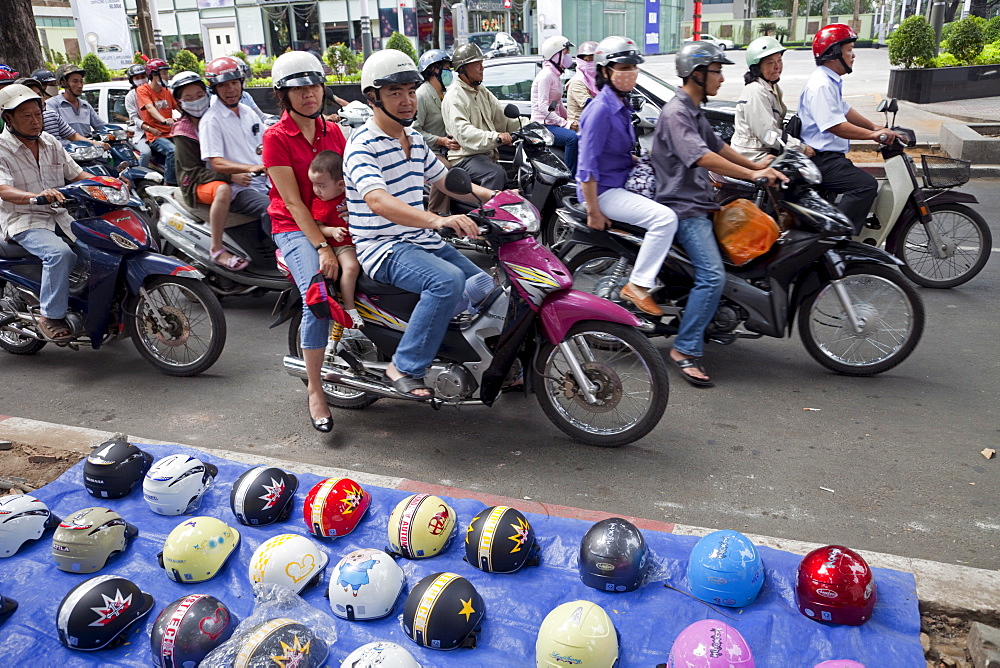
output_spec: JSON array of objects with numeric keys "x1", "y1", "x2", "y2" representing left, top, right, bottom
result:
[{"x1": 530, "y1": 61, "x2": 568, "y2": 127}]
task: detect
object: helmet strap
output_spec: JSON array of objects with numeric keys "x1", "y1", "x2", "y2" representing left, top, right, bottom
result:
[
  {"x1": 3, "y1": 112, "x2": 41, "y2": 141},
  {"x1": 289, "y1": 102, "x2": 323, "y2": 120},
  {"x1": 368, "y1": 90, "x2": 416, "y2": 128},
  {"x1": 549, "y1": 54, "x2": 565, "y2": 73},
  {"x1": 838, "y1": 54, "x2": 853, "y2": 75}
]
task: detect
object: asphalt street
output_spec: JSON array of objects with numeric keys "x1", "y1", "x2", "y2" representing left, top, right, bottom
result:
[{"x1": 2, "y1": 177, "x2": 998, "y2": 570}]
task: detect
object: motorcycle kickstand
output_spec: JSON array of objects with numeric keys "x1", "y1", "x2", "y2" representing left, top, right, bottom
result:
[
  {"x1": 556, "y1": 340, "x2": 599, "y2": 404},
  {"x1": 830, "y1": 279, "x2": 867, "y2": 335}
]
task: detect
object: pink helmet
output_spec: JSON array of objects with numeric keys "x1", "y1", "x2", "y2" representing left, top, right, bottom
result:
[
  {"x1": 667, "y1": 619, "x2": 755, "y2": 667},
  {"x1": 814, "y1": 662, "x2": 866, "y2": 668}
]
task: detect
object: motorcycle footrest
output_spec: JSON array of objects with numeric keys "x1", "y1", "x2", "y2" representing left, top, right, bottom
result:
[{"x1": 0, "y1": 315, "x2": 15, "y2": 328}]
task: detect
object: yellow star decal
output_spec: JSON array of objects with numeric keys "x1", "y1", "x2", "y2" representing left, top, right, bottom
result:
[
  {"x1": 508, "y1": 516, "x2": 530, "y2": 553},
  {"x1": 465, "y1": 521, "x2": 476, "y2": 544},
  {"x1": 340, "y1": 485, "x2": 364, "y2": 514},
  {"x1": 458, "y1": 597, "x2": 476, "y2": 622},
  {"x1": 271, "y1": 634, "x2": 311, "y2": 667}
]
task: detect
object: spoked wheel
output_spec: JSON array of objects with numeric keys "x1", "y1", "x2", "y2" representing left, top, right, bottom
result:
[
  {"x1": 798, "y1": 264, "x2": 924, "y2": 376},
  {"x1": 566, "y1": 248, "x2": 632, "y2": 302},
  {"x1": 534, "y1": 321, "x2": 669, "y2": 447},
  {"x1": 893, "y1": 203, "x2": 992, "y2": 288},
  {"x1": 287, "y1": 310, "x2": 380, "y2": 409},
  {"x1": 541, "y1": 211, "x2": 574, "y2": 251},
  {"x1": 126, "y1": 276, "x2": 226, "y2": 376},
  {"x1": 0, "y1": 282, "x2": 46, "y2": 355}
]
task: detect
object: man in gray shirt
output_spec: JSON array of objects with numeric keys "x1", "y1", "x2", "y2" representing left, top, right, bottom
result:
[
  {"x1": 651, "y1": 42, "x2": 783, "y2": 387},
  {"x1": 414, "y1": 49, "x2": 459, "y2": 215},
  {"x1": 45, "y1": 65, "x2": 105, "y2": 146}
]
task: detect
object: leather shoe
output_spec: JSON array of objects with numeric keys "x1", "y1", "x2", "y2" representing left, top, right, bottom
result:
[
  {"x1": 311, "y1": 415, "x2": 333, "y2": 432},
  {"x1": 620, "y1": 283, "x2": 663, "y2": 316}
]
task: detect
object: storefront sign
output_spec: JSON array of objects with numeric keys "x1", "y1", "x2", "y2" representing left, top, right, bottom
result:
[
  {"x1": 645, "y1": 0, "x2": 660, "y2": 54},
  {"x1": 468, "y1": 0, "x2": 507, "y2": 10},
  {"x1": 69, "y1": 0, "x2": 134, "y2": 69}
]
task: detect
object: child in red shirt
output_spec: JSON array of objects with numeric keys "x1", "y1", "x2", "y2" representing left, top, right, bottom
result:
[{"x1": 308, "y1": 150, "x2": 362, "y2": 328}]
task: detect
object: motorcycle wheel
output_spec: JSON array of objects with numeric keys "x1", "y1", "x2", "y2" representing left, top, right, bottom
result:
[
  {"x1": 541, "y1": 211, "x2": 574, "y2": 251},
  {"x1": 893, "y1": 203, "x2": 992, "y2": 289},
  {"x1": 798, "y1": 263, "x2": 924, "y2": 376},
  {"x1": 0, "y1": 282, "x2": 46, "y2": 355},
  {"x1": 126, "y1": 276, "x2": 226, "y2": 376},
  {"x1": 565, "y1": 248, "x2": 631, "y2": 302},
  {"x1": 287, "y1": 310, "x2": 380, "y2": 410},
  {"x1": 534, "y1": 320, "x2": 669, "y2": 447}
]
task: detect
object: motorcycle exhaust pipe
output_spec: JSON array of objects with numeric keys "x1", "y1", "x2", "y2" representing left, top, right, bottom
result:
[
  {"x1": 2, "y1": 323, "x2": 43, "y2": 340},
  {"x1": 283, "y1": 355, "x2": 429, "y2": 403}
]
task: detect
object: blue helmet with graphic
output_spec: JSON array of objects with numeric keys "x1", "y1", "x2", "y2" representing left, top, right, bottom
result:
[{"x1": 687, "y1": 529, "x2": 764, "y2": 608}]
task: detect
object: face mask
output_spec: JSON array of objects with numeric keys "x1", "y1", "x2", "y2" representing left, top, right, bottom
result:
[
  {"x1": 45, "y1": 85, "x2": 59, "y2": 97},
  {"x1": 575, "y1": 59, "x2": 595, "y2": 75},
  {"x1": 561, "y1": 53, "x2": 573, "y2": 69},
  {"x1": 181, "y1": 96, "x2": 210, "y2": 117},
  {"x1": 440, "y1": 69, "x2": 453, "y2": 87},
  {"x1": 610, "y1": 69, "x2": 639, "y2": 93}
]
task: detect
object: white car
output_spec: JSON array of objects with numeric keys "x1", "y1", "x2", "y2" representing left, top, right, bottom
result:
[
  {"x1": 81, "y1": 81, "x2": 134, "y2": 125},
  {"x1": 686, "y1": 33, "x2": 737, "y2": 50}
]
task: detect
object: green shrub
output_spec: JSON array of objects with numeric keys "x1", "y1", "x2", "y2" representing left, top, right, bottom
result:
[
  {"x1": 133, "y1": 52, "x2": 147, "y2": 65},
  {"x1": 325, "y1": 43, "x2": 361, "y2": 77},
  {"x1": 250, "y1": 55, "x2": 274, "y2": 77},
  {"x1": 930, "y1": 52, "x2": 960, "y2": 67},
  {"x1": 985, "y1": 16, "x2": 1000, "y2": 43},
  {"x1": 81, "y1": 53, "x2": 111, "y2": 84},
  {"x1": 887, "y1": 15, "x2": 937, "y2": 68},
  {"x1": 385, "y1": 33, "x2": 418, "y2": 66},
  {"x1": 974, "y1": 41, "x2": 1000, "y2": 65},
  {"x1": 171, "y1": 49, "x2": 203, "y2": 75},
  {"x1": 944, "y1": 16, "x2": 987, "y2": 65},
  {"x1": 227, "y1": 50, "x2": 249, "y2": 65}
]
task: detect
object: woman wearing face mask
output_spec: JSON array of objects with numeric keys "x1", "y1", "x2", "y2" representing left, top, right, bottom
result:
[
  {"x1": 531, "y1": 35, "x2": 579, "y2": 172},
  {"x1": 169, "y1": 71, "x2": 247, "y2": 270},
  {"x1": 566, "y1": 41, "x2": 598, "y2": 127},
  {"x1": 576, "y1": 36, "x2": 678, "y2": 316}
]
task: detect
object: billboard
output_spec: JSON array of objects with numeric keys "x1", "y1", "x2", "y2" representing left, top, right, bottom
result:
[
  {"x1": 645, "y1": 0, "x2": 660, "y2": 55},
  {"x1": 537, "y1": 0, "x2": 561, "y2": 45},
  {"x1": 70, "y1": 0, "x2": 133, "y2": 69}
]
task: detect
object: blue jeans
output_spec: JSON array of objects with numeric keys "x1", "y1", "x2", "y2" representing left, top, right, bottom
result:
[
  {"x1": 373, "y1": 242, "x2": 486, "y2": 379},
  {"x1": 12, "y1": 228, "x2": 76, "y2": 319},
  {"x1": 547, "y1": 124, "x2": 578, "y2": 174},
  {"x1": 150, "y1": 137, "x2": 176, "y2": 186},
  {"x1": 673, "y1": 216, "x2": 725, "y2": 358},
  {"x1": 273, "y1": 230, "x2": 328, "y2": 350}
]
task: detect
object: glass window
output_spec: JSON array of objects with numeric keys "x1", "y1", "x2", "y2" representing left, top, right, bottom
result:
[
  {"x1": 482, "y1": 61, "x2": 539, "y2": 102},
  {"x1": 109, "y1": 89, "x2": 130, "y2": 123},
  {"x1": 467, "y1": 33, "x2": 495, "y2": 50},
  {"x1": 81, "y1": 90, "x2": 101, "y2": 111}
]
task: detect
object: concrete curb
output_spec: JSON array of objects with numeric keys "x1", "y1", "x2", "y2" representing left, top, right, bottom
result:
[{"x1": 3, "y1": 415, "x2": 998, "y2": 626}]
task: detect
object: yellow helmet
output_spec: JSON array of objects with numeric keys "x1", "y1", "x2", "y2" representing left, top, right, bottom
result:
[
  {"x1": 158, "y1": 516, "x2": 241, "y2": 583},
  {"x1": 535, "y1": 600, "x2": 619, "y2": 668},
  {"x1": 386, "y1": 493, "x2": 456, "y2": 559}
]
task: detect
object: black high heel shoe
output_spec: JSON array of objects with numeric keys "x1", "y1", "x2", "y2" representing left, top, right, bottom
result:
[{"x1": 310, "y1": 414, "x2": 333, "y2": 432}]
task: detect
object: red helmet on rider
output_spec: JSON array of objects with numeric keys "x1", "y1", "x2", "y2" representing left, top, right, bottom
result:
[
  {"x1": 795, "y1": 545, "x2": 876, "y2": 626},
  {"x1": 0, "y1": 66, "x2": 20, "y2": 87},
  {"x1": 145, "y1": 58, "x2": 170, "y2": 79},
  {"x1": 813, "y1": 23, "x2": 858, "y2": 66},
  {"x1": 205, "y1": 56, "x2": 244, "y2": 89}
]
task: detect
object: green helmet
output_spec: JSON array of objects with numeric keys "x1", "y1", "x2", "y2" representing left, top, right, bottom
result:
[{"x1": 746, "y1": 36, "x2": 786, "y2": 67}]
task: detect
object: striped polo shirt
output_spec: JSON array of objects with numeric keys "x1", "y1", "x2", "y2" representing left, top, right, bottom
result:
[{"x1": 344, "y1": 118, "x2": 447, "y2": 275}]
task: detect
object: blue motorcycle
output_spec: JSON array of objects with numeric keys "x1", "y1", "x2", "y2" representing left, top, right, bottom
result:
[{"x1": 0, "y1": 176, "x2": 226, "y2": 376}]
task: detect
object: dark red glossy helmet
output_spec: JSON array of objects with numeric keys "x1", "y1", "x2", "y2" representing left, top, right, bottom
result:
[
  {"x1": 145, "y1": 59, "x2": 170, "y2": 77},
  {"x1": 0, "y1": 67, "x2": 19, "y2": 82},
  {"x1": 795, "y1": 545, "x2": 876, "y2": 626},
  {"x1": 205, "y1": 56, "x2": 244, "y2": 88},
  {"x1": 813, "y1": 23, "x2": 858, "y2": 63}
]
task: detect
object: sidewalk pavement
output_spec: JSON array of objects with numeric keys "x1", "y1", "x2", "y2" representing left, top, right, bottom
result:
[{"x1": 2, "y1": 414, "x2": 998, "y2": 627}]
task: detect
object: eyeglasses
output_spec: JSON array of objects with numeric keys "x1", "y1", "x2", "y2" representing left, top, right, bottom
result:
[{"x1": 706, "y1": 69, "x2": 724, "y2": 77}]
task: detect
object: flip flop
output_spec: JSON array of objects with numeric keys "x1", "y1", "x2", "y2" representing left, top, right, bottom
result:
[
  {"x1": 671, "y1": 355, "x2": 714, "y2": 387},
  {"x1": 210, "y1": 248, "x2": 249, "y2": 271},
  {"x1": 37, "y1": 317, "x2": 73, "y2": 342},
  {"x1": 381, "y1": 372, "x2": 432, "y2": 399}
]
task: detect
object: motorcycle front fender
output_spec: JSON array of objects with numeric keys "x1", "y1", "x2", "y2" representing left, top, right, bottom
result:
[
  {"x1": 538, "y1": 289, "x2": 642, "y2": 345},
  {"x1": 885, "y1": 190, "x2": 980, "y2": 251},
  {"x1": 829, "y1": 240, "x2": 903, "y2": 268},
  {"x1": 122, "y1": 252, "x2": 203, "y2": 294}
]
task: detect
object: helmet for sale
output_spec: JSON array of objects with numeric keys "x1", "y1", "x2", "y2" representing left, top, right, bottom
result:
[
  {"x1": 687, "y1": 529, "x2": 764, "y2": 608},
  {"x1": 303, "y1": 477, "x2": 371, "y2": 538},
  {"x1": 579, "y1": 517, "x2": 647, "y2": 593},
  {"x1": 387, "y1": 493, "x2": 457, "y2": 559},
  {"x1": 145, "y1": 58, "x2": 170, "y2": 78},
  {"x1": 31, "y1": 68, "x2": 56, "y2": 84},
  {"x1": 56, "y1": 575, "x2": 155, "y2": 651},
  {"x1": 158, "y1": 516, "x2": 241, "y2": 583},
  {"x1": 536, "y1": 600, "x2": 619, "y2": 668},
  {"x1": 126, "y1": 64, "x2": 147, "y2": 85},
  {"x1": 328, "y1": 548, "x2": 405, "y2": 621},
  {"x1": 361, "y1": 48, "x2": 423, "y2": 93},
  {"x1": 796, "y1": 545, "x2": 876, "y2": 626},
  {"x1": 403, "y1": 572, "x2": 484, "y2": 650},
  {"x1": 52, "y1": 507, "x2": 138, "y2": 574},
  {"x1": 150, "y1": 594, "x2": 238, "y2": 667},
  {"x1": 272, "y1": 50, "x2": 325, "y2": 90},
  {"x1": 576, "y1": 41, "x2": 599, "y2": 57},
  {"x1": 205, "y1": 56, "x2": 244, "y2": 88},
  {"x1": 230, "y1": 465, "x2": 299, "y2": 526},
  {"x1": 233, "y1": 618, "x2": 329, "y2": 668},
  {"x1": 0, "y1": 493, "x2": 60, "y2": 557},
  {"x1": 813, "y1": 662, "x2": 866, "y2": 668},
  {"x1": 594, "y1": 36, "x2": 644, "y2": 68},
  {"x1": 746, "y1": 36, "x2": 786, "y2": 67},
  {"x1": 813, "y1": 23, "x2": 858, "y2": 66},
  {"x1": 55, "y1": 64, "x2": 85, "y2": 84},
  {"x1": 83, "y1": 434, "x2": 153, "y2": 499},
  {"x1": 0, "y1": 592, "x2": 16, "y2": 625},
  {"x1": 168, "y1": 70, "x2": 205, "y2": 97},
  {"x1": 541, "y1": 35, "x2": 574, "y2": 61},
  {"x1": 451, "y1": 42, "x2": 485, "y2": 70},
  {"x1": 0, "y1": 83, "x2": 41, "y2": 114},
  {"x1": 143, "y1": 454, "x2": 218, "y2": 516},
  {"x1": 675, "y1": 41, "x2": 733, "y2": 78},
  {"x1": 418, "y1": 48, "x2": 451, "y2": 76},
  {"x1": 249, "y1": 533, "x2": 329, "y2": 594},
  {"x1": 666, "y1": 619, "x2": 755, "y2": 667},
  {"x1": 340, "y1": 641, "x2": 421, "y2": 668},
  {"x1": 464, "y1": 505, "x2": 539, "y2": 573}
]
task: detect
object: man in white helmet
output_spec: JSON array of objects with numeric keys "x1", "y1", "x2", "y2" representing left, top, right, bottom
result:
[{"x1": 344, "y1": 49, "x2": 497, "y2": 398}]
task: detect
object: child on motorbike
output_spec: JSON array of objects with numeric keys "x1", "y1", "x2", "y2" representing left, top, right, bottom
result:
[{"x1": 308, "y1": 150, "x2": 362, "y2": 328}]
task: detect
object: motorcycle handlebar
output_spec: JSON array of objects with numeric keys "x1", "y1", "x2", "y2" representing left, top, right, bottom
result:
[{"x1": 31, "y1": 195, "x2": 56, "y2": 206}]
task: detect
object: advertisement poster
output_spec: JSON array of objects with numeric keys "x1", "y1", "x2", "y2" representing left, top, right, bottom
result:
[
  {"x1": 645, "y1": 0, "x2": 660, "y2": 54},
  {"x1": 70, "y1": 0, "x2": 134, "y2": 69},
  {"x1": 453, "y1": 2, "x2": 469, "y2": 45},
  {"x1": 536, "y1": 0, "x2": 561, "y2": 45}
]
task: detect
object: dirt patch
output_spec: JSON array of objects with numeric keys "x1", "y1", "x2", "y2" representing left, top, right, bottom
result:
[
  {"x1": 847, "y1": 145, "x2": 950, "y2": 164},
  {"x1": 923, "y1": 612, "x2": 974, "y2": 667},
  {"x1": 0, "y1": 442, "x2": 82, "y2": 493}
]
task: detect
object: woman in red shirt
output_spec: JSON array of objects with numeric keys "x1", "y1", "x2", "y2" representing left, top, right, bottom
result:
[{"x1": 263, "y1": 52, "x2": 346, "y2": 433}]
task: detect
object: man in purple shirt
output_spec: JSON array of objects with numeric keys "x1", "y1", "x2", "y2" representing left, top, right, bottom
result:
[{"x1": 576, "y1": 36, "x2": 677, "y2": 318}]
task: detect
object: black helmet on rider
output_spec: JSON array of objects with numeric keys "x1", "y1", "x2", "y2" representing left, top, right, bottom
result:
[{"x1": 126, "y1": 64, "x2": 148, "y2": 88}]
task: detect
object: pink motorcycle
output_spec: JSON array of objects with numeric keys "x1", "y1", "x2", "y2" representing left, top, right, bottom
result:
[{"x1": 278, "y1": 169, "x2": 669, "y2": 447}]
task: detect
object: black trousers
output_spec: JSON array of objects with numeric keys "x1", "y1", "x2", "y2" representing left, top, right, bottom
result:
[{"x1": 812, "y1": 151, "x2": 878, "y2": 234}]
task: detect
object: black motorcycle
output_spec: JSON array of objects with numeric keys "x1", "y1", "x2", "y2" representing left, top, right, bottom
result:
[{"x1": 556, "y1": 144, "x2": 926, "y2": 376}]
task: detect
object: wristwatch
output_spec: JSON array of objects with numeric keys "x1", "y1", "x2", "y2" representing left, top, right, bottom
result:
[{"x1": 315, "y1": 241, "x2": 330, "y2": 251}]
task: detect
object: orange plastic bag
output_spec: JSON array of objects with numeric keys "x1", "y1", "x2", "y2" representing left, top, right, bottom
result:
[{"x1": 713, "y1": 199, "x2": 781, "y2": 265}]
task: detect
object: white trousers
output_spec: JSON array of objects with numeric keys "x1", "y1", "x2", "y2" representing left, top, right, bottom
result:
[{"x1": 597, "y1": 188, "x2": 678, "y2": 289}]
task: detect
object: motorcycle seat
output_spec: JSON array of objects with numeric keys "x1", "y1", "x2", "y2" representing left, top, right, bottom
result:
[
  {"x1": 170, "y1": 188, "x2": 259, "y2": 229},
  {"x1": 0, "y1": 238, "x2": 32, "y2": 260},
  {"x1": 356, "y1": 272, "x2": 413, "y2": 296}
]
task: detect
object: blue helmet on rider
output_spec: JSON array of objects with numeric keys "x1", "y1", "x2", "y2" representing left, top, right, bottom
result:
[{"x1": 687, "y1": 529, "x2": 764, "y2": 608}]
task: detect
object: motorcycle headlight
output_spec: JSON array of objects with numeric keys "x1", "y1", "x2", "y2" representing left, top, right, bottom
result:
[
  {"x1": 81, "y1": 184, "x2": 131, "y2": 205},
  {"x1": 798, "y1": 160, "x2": 822, "y2": 185},
  {"x1": 499, "y1": 202, "x2": 541, "y2": 234},
  {"x1": 69, "y1": 144, "x2": 105, "y2": 161},
  {"x1": 111, "y1": 129, "x2": 128, "y2": 141}
]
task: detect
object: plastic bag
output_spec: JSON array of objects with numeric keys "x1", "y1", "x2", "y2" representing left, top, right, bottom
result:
[
  {"x1": 200, "y1": 583, "x2": 338, "y2": 668},
  {"x1": 713, "y1": 199, "x2": 781, "y2": 265}
]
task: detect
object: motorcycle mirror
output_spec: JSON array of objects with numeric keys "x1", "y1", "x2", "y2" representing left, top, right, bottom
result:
[
  {"x1": 444, "y1": 167, "x2": 474, "y2": 196},
  {"x1": 886, "y1": 98, "x2": 899, "y2": 113},
  {"x1": 875, "y1": 100, "x2": 888, "y2": 113},
  {"x1": 763, "y1": 128, "x2": 784, "y2": 150},
  {"x1": 548, "y1": 99, "x2": 558, "y2": 111},
  {"x1": 503, "y1": 103, "x2": 521, "y2": 119}
]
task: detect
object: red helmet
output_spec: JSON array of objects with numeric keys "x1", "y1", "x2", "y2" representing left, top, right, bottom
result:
[
  {"x1": 813, "y1": 23, "x2": 858, "y2": 63},
  {"x1": 205, "y1": 56, "x2": 244, "y2": 88},
  {"x1": 795, "y1": 545, "x2": 876, "y2": 626},
  {"x1": 0, "y1": 66, "x2": 19, "y2": 82},
  {"x1": 303, "y1": 477, "x2": 371, "y2": 538},
  {"x1": 146, "y1": 58, "x2": 170, "y2": 77}
]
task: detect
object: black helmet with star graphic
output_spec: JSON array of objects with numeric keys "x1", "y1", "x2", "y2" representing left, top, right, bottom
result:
[
  {"x1": 403, "y1": 572, "x2": 485, "y2": 650},
  {"x1": 233, "y1": 618, "x2": 329, "y2": 668},
  {"x1": 464, "y1": 505, "x2": 540, "y2": 573},
  {"x1": 229, "y1": 466, "x2": 299, "y2": 526},
  {"x1": 56, "y1": 575, "x2": 155, "y2": 651}
]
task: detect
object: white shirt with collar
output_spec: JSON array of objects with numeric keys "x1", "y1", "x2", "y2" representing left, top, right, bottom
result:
[
  {"x1": 0, "y1": 129, "x2": 83, "y2": 240},
  {"x1": 199, "y1": 101, "x2": 269, "y2": 196},
  {"x1": 797, "y1": 66, "x2": 851, "y2": 154}
]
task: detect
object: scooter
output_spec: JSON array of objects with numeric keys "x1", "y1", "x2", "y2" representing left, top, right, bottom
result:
[
  {"x1": 146, "y1": 182, "x2": 287, "y2": 297},
  {"x1": 557, "y1": 140, "x2": 926, "y2": 376},
  {"x1": 276, "y1": 169, "x2": 669, "y2": 448},
  {"x1": 338, "y1": 100, "x2": 373, "y2": 140},
  {"x1": 0, "y1": 176, "x2": 226, "y2": 376}
]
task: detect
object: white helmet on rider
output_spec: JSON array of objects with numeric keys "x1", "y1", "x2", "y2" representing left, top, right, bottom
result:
[
  {"x1": 272, "y1": 50, "x2": 325, "y2": 90},
  {"x1": 142, "y1": 454, "x2": 218, "y2": 516},
  {"x1": 541, "y1": 35, "x2": 574, "y2": 62},
  {"x1": 360, "y1": 49, "x2": 423, "y2": 127}
]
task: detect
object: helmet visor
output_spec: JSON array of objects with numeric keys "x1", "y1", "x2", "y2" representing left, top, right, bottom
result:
[
  {"x1": 274, "y1": 71, "x2": 326, "y2": 89},
  {"x1": 374, "y1": 70, "x2": 425, "y2": 88},
  {"x1": 608, "y1": 51, "x2": 645, "y2": 65}
]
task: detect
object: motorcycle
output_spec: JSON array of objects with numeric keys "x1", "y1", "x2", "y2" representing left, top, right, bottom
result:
[
  {"x1": 276, "y1": 169, "x2": 669, "y2": 448},
  {"x1": 337, "y1": 100, "x2": 373, "y2": 140},
  {"x1": 146, "y1": 182, "x2": 287, "y2": 297},
  {"x1": 0, "y1": 176, "x2": 226, "y2": 376},
  {"x1": 556, "y1": 141, "x2": 926, "y2": 376}
]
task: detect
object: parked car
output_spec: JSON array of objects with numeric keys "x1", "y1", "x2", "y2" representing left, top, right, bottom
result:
[
  {"x1": 467, "y1": 31, "x2": 522, "y2": 58},
  {"x1": 685, "y1": 33, "x2": 737, "y2": 50},
  {"x1": 81, "y1": 81, "x2": 133, "y2": 125}
]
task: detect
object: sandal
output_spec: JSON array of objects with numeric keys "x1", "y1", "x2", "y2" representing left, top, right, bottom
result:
[
  {"x1": 381, "y1": 372, "x2": 432, "y2": 399},
  {"x1": 38, "y1": 317, "x2": 73, "y2": 342},
  {"x1": 670, "y1": 354, "x2": 714, "y2": 387},
  {"x1": 210, "y1": 248, "x2": 249, "y2": 271}
]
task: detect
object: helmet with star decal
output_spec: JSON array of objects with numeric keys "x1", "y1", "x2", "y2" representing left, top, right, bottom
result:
[
  {"x1": 230, "y1": 466, "x2": 299, "y2": 526},
  {"x1": 303, "y1": 477, "x2": 371, "y2": 538},
  {"x1": 402, "y1": 572, "x2": 484, "y2": 650},
  {"x1": 464, "y1": 505, "x2": 540, "y2": 573},
  {"x1": 233, "y1": 618, "x2": 329, "y2": 668},
  {"x1": 56, "y1": 575, "x2": 155, "y2": 651}
]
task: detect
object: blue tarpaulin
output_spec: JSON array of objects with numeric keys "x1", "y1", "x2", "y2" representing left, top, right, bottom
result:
[{"x1": 0, "y1": 443, "x2": 925, "y2": 666}]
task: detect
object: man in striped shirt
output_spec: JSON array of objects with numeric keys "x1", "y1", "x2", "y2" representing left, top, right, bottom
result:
[{"x1": 344, "y1": 50, "x2": 497, "y2": 399}]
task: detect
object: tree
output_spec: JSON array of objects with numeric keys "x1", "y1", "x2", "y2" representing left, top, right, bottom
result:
[
  {"x1": 0, "y1": 0, "x2": 45, "y2": 76},
  {"x1": 888, "y1": 16, "x2": 937, "y2": 68},
  {"x1": 171, "y1": 49, "x2": 203, "y2": 75},
  {"x1": 759, "y1": 22, "x2": 778, "y2": 35},
  {"x1": 324, "y1": 43, "x2": 361, "y2": 78},
  {"x1": 386, "y1": 32, "x2": 418, "y2": 66},
  {"x1": 945, "y1": 16, "x2": 988, "y2": 64},
  {"x1": 81, "y1": 53, "x2": 112, "y2": 84},
  {"x1": 775, "y1": 25, "x2": 791, "y2": 43}
]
